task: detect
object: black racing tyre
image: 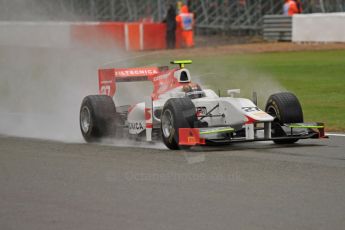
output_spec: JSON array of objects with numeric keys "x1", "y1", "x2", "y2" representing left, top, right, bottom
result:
[
  {"x1": 80, "y1": 95, "x2": 119, "y2": 142},
  {"x1": 161, "y1": 98, "x2": 197, "y2": 150},
  {"x1": 265, "y1": 92, "x2": 303, "y2": 144}
]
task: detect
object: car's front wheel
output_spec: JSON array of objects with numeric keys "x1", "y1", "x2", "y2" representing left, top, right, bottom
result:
[
  {"x1": 265, "y1": 92, "x2": 303, "y2": 144},
  {"x1": 161, "y1": 98, "x2": 197, "y2": 150}
]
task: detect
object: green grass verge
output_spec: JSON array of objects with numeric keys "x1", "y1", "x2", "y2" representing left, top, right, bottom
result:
[{"x1": 136, "y1": 50, "x2": 345, "y2": 131}]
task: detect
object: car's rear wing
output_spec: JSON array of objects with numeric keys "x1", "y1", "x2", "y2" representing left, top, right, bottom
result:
[
  {"x1": 98, "y1": 67, "x2": 165, "y2": 96},
  {"x1": 98, "y1": 60, "x2": 192, "y2": 97}
]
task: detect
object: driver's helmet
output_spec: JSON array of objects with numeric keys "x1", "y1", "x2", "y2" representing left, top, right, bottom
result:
[{"x1": 182, "y1": 83, "x2": 205, "y2": 99}]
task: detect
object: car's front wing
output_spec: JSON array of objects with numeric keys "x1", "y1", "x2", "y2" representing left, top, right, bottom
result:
[{"x1": 178, "y1": 122, "x2": 327, "y2": 146}]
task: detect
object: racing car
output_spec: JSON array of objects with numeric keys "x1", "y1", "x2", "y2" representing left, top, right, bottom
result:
[{"x1": 79, "y1": 60, "x2": 326, "y2": 150}]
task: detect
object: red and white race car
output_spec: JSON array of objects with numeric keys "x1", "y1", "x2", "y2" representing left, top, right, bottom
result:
[{"x1": 79, "y1": 60, "x2": 326, "y2": 150}]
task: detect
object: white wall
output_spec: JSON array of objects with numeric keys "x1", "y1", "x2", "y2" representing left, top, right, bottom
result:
[{"x1": 293, "y1": 13, "x2": 345, "y2": 42}]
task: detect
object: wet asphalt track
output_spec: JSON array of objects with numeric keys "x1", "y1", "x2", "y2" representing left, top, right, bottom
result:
[{"x1": 1, "y1": 135, "x2": 345, "y2": 230}]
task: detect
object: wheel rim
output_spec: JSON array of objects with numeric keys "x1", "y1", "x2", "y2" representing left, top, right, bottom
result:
[
  {"x1": 162, "y1": 109, "x2": 174, "y2": 138},
  {"x1": 80, "y1": 106, "x2": 91, "y2": 133}
]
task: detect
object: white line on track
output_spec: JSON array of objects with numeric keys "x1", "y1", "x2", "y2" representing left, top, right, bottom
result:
[{"x1": 326, "y1": 133, "x2": 345, "y2": 137}]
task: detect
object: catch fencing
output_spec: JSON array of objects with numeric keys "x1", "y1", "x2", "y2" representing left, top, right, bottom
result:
[{"x1": 0, "y1": 0, "x2": 344, "y2": 35}]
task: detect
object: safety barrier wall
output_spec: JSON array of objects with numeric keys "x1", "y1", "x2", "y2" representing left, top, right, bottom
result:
[
  {"x1": 292, "y1": 13, "x2": 345, "y2": 42},
  {"x1": 0, "y1": 21, "x2": 168, "y2": 51},
  {"x1": 123, "y1": 23, "x2": 167, "y2": 51},
  {"x1": 263, "y1": 15, "x2": 292, "y2": 42},
  {"x1": 71, "y1": 22, "x2": 126, "y2": 48}
]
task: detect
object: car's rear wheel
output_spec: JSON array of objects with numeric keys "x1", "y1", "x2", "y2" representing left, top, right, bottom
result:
[
  {"x1": 80, "y1": 95, "x2": 120, "y2": 142},
  {"x1": 161, "y1": 98, "x2": 197, "y2": 150},
  {"x1": 265, "y1": 92, "x2": 303, "y2": 144}
]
